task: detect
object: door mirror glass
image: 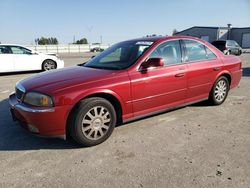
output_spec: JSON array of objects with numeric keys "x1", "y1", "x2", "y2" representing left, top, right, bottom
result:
[{"x1": 140, "y1": 58, "x2": 164, "y2": 72}]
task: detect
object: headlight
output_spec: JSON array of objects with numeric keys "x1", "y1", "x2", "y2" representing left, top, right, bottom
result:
[{"x1": 23, "y1": 92, "x2": 54, "y2": 107}]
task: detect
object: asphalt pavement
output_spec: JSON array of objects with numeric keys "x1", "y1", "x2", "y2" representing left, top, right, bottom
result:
[{"x1": 0, "y1": 52, "x2": 249, "y2": 188}]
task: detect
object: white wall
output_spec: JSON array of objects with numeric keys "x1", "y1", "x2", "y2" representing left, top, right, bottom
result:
[{"x1": 26, "y1": 44, "x2": 110, "y2": 53}]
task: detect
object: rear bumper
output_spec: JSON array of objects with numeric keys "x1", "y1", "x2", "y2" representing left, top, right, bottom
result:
[
  {"x1": 9, "y1": 93, "x2": 71, "y2": 139},
  {"x1": 231, "y1": 69, "x2": 242, "y2": 89}
]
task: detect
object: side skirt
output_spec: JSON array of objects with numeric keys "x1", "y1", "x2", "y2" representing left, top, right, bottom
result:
[{"x1": 123, "y1": 98, "x2": 208, "y2": 124}]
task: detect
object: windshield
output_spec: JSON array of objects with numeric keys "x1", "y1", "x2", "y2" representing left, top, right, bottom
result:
[{"x1": 84, "y1": 41, "x2": 153, "y2": 70}]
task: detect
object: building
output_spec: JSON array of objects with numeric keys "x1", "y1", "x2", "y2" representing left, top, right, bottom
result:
[{"x1": 175, "y1": 26, "x2": 250, "y2": 48}]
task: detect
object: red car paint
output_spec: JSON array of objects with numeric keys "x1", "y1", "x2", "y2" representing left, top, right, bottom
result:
[{"x1": 9, "y1": 36, "x2": 242, "y2": 137}]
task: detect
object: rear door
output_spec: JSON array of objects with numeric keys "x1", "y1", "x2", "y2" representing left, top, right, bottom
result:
[
  {"x1": 182, "y1": 39, "x2": 222, "y2": 102},
  {"x1": 0, "y1": 46, "x2": 14, "y2": 72}
]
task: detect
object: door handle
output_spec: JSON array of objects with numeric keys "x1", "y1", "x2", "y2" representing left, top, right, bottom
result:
[
  {"x1": 213, "y1": 67, "x2": 221, "y2": 71},
  {"x1": 175, "y1": 73, "x2": 185, "y2": 77}
]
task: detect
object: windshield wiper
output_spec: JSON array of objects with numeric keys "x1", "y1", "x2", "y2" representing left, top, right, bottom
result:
[{"x1": 84, "y1": 65, "x2": 121, "y2": 70}]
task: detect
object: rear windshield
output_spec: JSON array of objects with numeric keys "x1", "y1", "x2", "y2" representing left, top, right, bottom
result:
[{"x1": 212, "y1": 41, "x2": 226, "y2": 46}]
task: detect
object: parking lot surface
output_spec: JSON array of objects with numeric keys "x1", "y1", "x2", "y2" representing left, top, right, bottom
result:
[{"x1": 0, "y1": 53, "x2": 250, "y2": 188}]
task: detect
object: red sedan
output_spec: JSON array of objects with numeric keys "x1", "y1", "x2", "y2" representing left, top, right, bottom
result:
[{"x1": 9, "y1": 36, "x2": 242, "y2": 146}]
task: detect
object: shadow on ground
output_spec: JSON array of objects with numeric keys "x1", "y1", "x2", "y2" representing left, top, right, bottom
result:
[
  {"x1": 243, "y1": 67, "x2": 250, "y2": 77},
  {"x1": 0, "y1": 98, "x2": 80, "y2": 151}
]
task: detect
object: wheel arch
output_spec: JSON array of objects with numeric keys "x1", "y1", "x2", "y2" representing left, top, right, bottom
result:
[
  {"x1": 41, "y1": 59, "x2": 57, "y2": 70},
  {"x1": 216, "y1": 71, "x2": 232, "y2": 86},
  {"x1": 66, "y1": 91, "x2": 124, "y2": 139}
]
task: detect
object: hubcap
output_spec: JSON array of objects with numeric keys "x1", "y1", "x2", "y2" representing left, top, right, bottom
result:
[
  {"x1": 44, "y1": 61, "x2": 56, "y2": 70},
  {"x1": 214, "y1": 80, "x2": 227, "y2": 102},
  {"x1": 82, "y1": 106, "x2": 111, "y2": 140}
]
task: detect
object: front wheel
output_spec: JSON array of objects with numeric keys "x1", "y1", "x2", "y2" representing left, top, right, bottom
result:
[
  {"x1": 209, "y1": 76, "x2": 229, "y2": 105},
  {"x1": 68, "y1": 97, "x2": 116, "y2": 147},
  {"x1": 42, "y1": 59, "x2": 57, "y2": 71}
]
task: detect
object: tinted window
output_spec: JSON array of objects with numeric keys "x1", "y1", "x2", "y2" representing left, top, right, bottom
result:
[
  {"x1": 212, "y1": 41, "x2": 226, "y2": 46},
  {"x1": 10, "y1": 46, "x2": 31, "y2": 54},
  {"x1": 0, "y1": 46, "x2": 11, "y2": 54},
  {"x1": 184, "y1": 40, "x2": 207, "y2": 61},
  {"x1": 149, "y1": 40, "x2": 182, "y2": 66},
  {"x1": 205, "y1": 46, "x2": 217, "y2": 59}
]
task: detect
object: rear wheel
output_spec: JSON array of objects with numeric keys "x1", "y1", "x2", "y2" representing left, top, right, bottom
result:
[
  {"x1": 209, "y1": 76, "x2": 229, "y2": 105},
  {"x1": 68, "y1": 97, "x2": 116, "y2": 147},
  {"x1": 42, "y1": 59, "x2": 57, "y2": 71}
]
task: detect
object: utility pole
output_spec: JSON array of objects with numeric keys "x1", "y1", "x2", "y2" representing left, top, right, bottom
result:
[
  {"x1": 100, "y1": 35, "x2": 103, "y2": 44},
  {"x1": 227, "y1": 24, "x2": 232, "y2": 40}
]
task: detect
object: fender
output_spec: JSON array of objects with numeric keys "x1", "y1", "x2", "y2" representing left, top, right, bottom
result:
[
  {"x1": 210, "y1": 70, "x2": 232, "y2": 92},
  {"x1": 72, "y1": 88, "x2": 126, "y2": 115}
]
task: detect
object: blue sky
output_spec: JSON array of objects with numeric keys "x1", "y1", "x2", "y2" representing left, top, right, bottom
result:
[{"x1": 0, "y1": 0, "x2": 249, "y2": 45}]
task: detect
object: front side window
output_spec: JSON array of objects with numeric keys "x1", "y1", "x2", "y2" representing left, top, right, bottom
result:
[
  {"x1": 84, "y1": 41, "x2": 153, "y2": 70},
  {"x1": 10, "y1": 46, "x2": 31, "y2": 55},
  {"x1": 148, "y1": 40, "x2": 182, "y2": 66},
  {"x1": 184, "y1": 40, "x2": 207, "y2": 61}
]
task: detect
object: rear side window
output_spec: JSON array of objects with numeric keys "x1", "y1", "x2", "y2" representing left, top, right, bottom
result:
[
  {"x1": 184, "y1": 40, "x2": 207, "y2": 61},
  {"x1": 0, "y1": 46, "x2": 11, "y2": 54},
  {"x1": 227, "y1": 40, "x2": 239, "y2": 47},
  {"x1": 149, "y1": 40, "x2": 182, "y2": 66},
  {"x1": 205, "y1": 46, "x2": 217, "y2": 59}
]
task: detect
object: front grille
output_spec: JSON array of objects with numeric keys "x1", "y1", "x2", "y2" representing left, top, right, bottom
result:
[{"x1": 15, "y1": 83, "x2": 25, "y2": 101}]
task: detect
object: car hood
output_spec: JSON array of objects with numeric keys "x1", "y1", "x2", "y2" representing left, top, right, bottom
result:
[{"x1": 18, "y1": 66, "x2": 119, "y2": 94}]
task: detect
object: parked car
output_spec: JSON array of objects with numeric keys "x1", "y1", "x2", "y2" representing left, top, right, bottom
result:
[
  {"x1": 211, "y1": 40, "x2": 242, "y2": 56},
  {"x1": 9, "y1": 36, "x2": 242, "y2": 147},
  {"x1": 90, "y1": 47, "x2": 104, "y2": 52},
  {"x1": 0, "y1": 44, "x2": 64, "y2": 73}
]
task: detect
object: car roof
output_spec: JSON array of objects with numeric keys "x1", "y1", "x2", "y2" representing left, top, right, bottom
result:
[
  {"x1": 0, "y1": 44, "x2": 25, "y2": 46},
  {"x1": 124, "y1": 35, "x2": 203, "y2": 43}
]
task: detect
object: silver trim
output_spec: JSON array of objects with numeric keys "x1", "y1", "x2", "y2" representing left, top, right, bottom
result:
[{"x1": 15, "y1": 104, "x2": 55, "y2": 113}]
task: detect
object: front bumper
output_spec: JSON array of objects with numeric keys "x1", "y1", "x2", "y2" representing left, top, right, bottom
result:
[{"x1": 9, "y1": 93, "x2": 70, "y2": 139}]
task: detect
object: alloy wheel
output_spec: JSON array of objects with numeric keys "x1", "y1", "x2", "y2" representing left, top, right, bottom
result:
[
  {"x1": 81, "y1": 106, "x2": 111, "y2": 140},
  {"x1": 214, "y1": 79, "x2": 227, "y2": 102}
]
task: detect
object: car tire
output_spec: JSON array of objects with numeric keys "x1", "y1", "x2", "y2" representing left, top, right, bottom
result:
[
  {"x1": 42, "y1": 59, "x2": 57, "y2": 71},
  {"x1": 68, "y1": 97, "x2": 116, "y2": 147},
  {"x1": 209, "y1": 76, "x2": 229, "y2": 105}
]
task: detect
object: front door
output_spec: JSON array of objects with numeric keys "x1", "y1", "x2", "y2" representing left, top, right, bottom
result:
[
  {"x1": 129, "y1": 40, "x2": 187, "y2": 117},
  {"x1": 10, "y1": 46, "x2": 38, "y2": 71}
]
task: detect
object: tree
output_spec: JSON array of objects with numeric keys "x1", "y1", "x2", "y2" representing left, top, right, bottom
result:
[
  {"x1": 35, "y1": 37, "x2": 59, "y2": 45},
  {"x1": 74, "y1": 38, "x2": 88, "y2": 44},
  {"x1": 172, "y1": 29, "x2": 178, "y2": 36}
]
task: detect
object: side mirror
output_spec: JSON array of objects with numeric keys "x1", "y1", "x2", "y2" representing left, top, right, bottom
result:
[
  {"x1": 140, "y1": 58, "x2": 164, "y2": 72},
  {"x1": 31, "y1": 50, "x2": 37, "y2": 55}
]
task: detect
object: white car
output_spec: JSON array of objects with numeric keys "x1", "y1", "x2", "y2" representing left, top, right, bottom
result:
[{"x1": 0, "y1": 44, "x2": 64, "y2": 73}]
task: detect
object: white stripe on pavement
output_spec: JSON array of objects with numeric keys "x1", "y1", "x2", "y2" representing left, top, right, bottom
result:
[{"x1": 0, "y1": 90, "x2": 10, "y2": 94}]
